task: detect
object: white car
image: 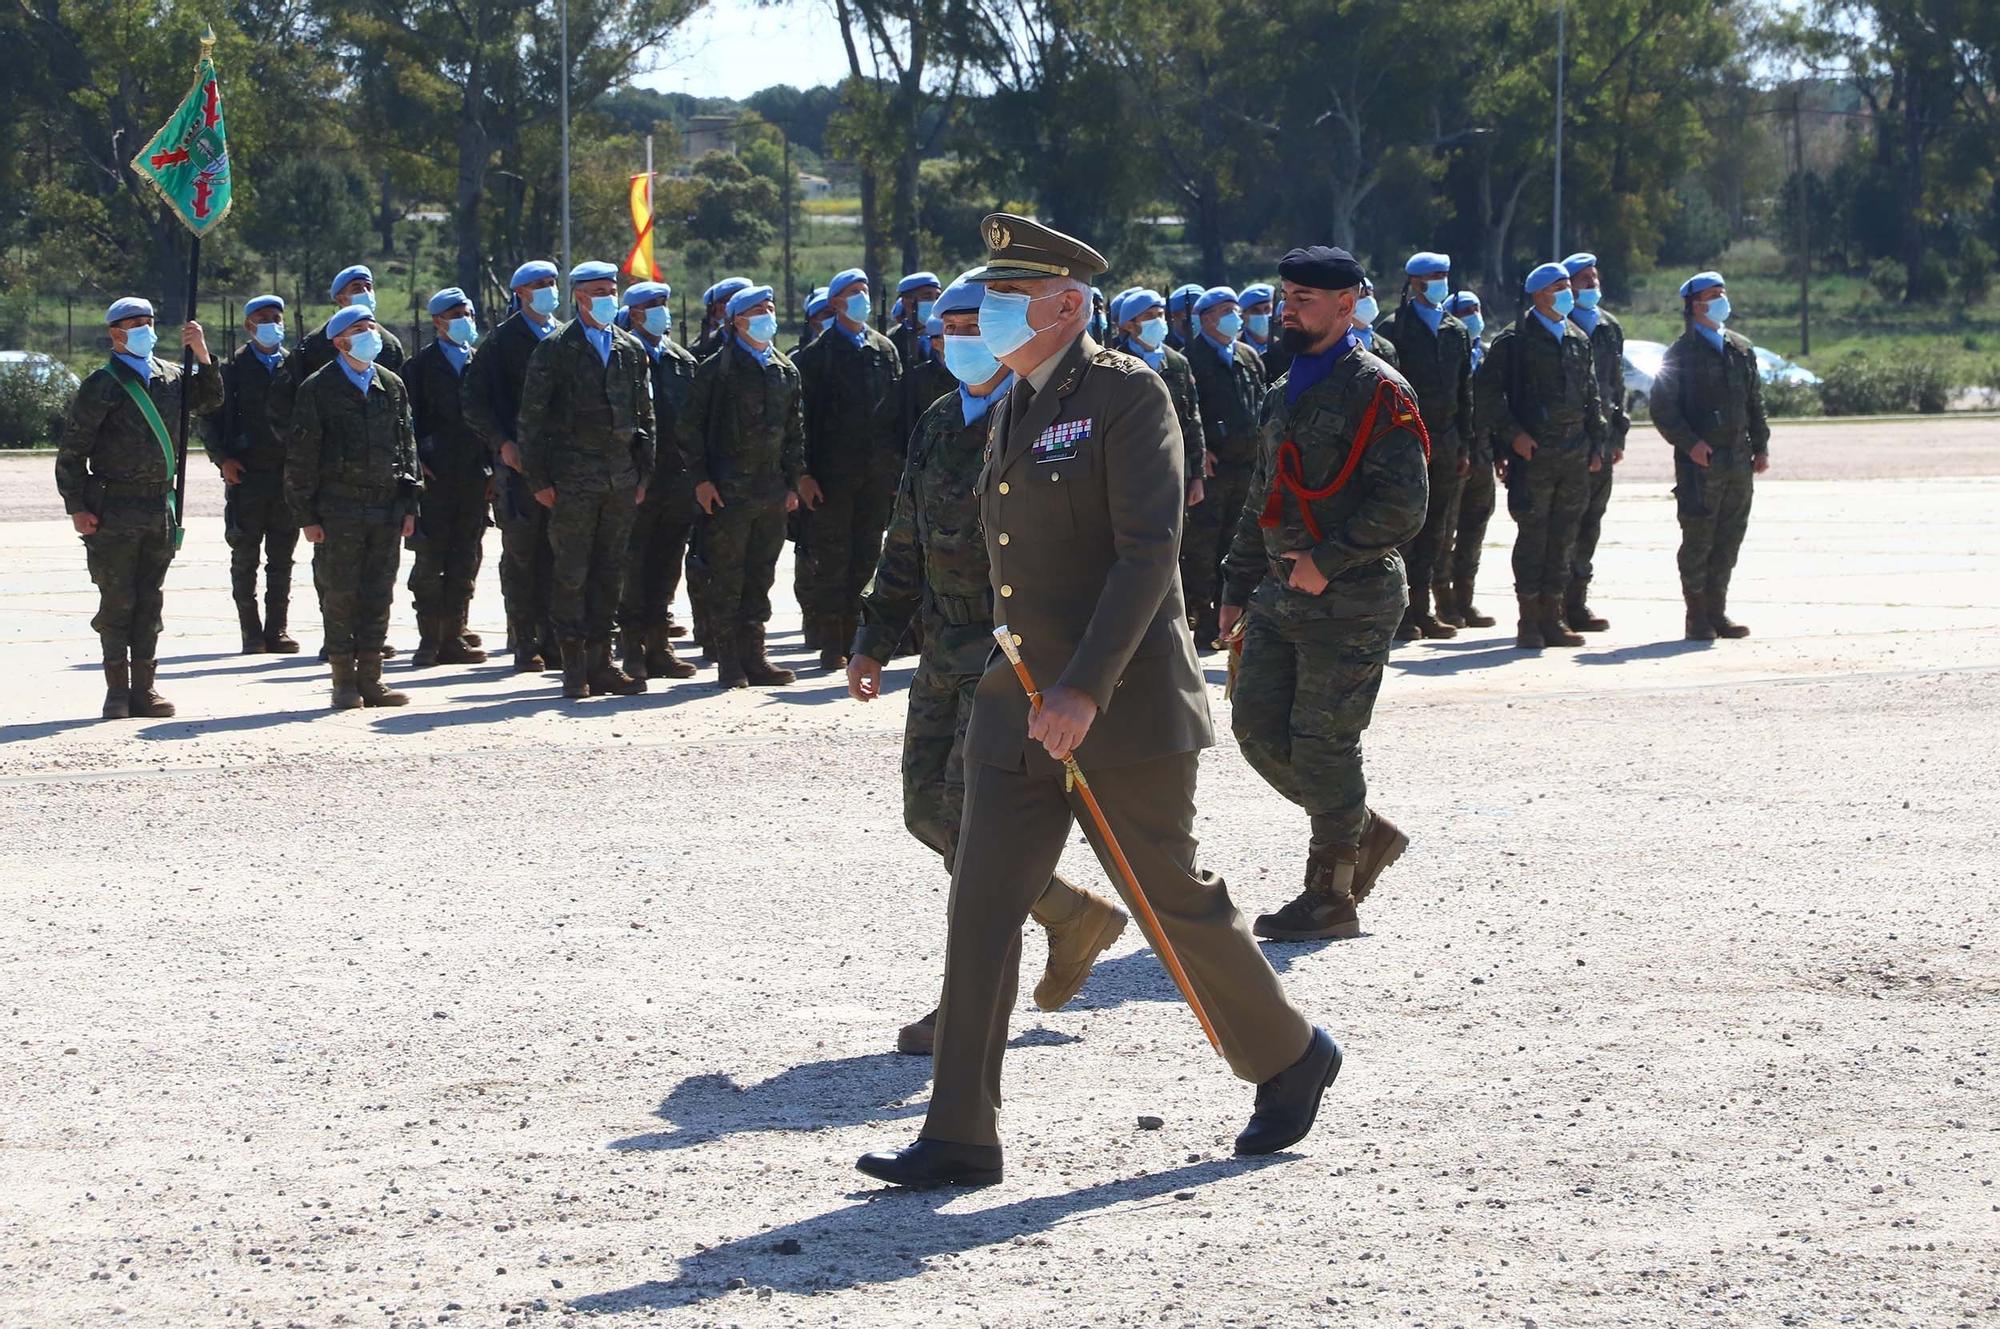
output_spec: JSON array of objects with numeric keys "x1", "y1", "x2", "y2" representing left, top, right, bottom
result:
[
  {"x1": 1622, "y1": 338, "x2": 1819, "y2": 411},
  {"x1": 0, "y1": 350, "x2": 82, "y2": 392},
  {"x1": 1753, "y1": 345, "x2": 1821, "y2": 386}
]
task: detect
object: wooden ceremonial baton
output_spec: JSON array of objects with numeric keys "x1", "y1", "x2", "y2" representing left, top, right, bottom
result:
[{"x1": 992, "y1": 626, "x2": 1223, "y2": 1055}]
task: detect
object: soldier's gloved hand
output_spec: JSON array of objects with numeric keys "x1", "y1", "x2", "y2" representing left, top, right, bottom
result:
[
  {"x1": 1511, "y1": 432, "x2": 1536, "y2": 460},
  {"x1": 797, "y1": 475, "x2": 825, "y2": 509},
  {"x1": 695, "y1": 481, "x2": 723, "y2": 514},
  {"x1": 303, "y1": 524, "x2": 326, "y2": 544},
  {"x1": 533, "y1": 486, "x2": 556, "y2": 508},
  {"x1": 219, "y1": 460, "x2": 246, "y2": 485},
  {"x1": 1281, "y1": 550, "x2": 1329, "y2": 596},
  {"x1": 847, "y1": 653, "x2": 884, "y2": 702},
  {"x1": 1690, "y1": 442, "x2": 1714, "y2": 468},
  {"x1": 1186, "y1": 477, "x2": 1205, "y2": 508},
  {"x1": 71, "y1": 511, "x2": 99, "y2": 536},
  {"x1": 1028, "y1": 685, "x2": 1098, "y2": 762}
]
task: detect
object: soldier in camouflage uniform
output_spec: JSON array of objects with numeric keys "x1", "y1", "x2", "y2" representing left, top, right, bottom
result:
[
  {"x1": 1473, "y1": 262, "x2": 1606, "y2": 650},
  {"x1": 794, "y1": 267, "x2": 904, "y2": 670},
  {"x1": 1436, "y1": 290, "x2": 1498, "y2": 628},
  {"x1": 1182, "y1": 285, "x2": 1268, "y2": 646},
  {"x1": 285, "y1": 306, "x2": 420, "y2": 710},
  {"x1": 1221, "y1": 248, "x2": 1426, "y2": 941},
  {"x1": 1111, "y1": 288, "x2": 1205, "y2": 508},
  {"x1": 1381, "y1": 253, "x2": 1477, "y2": 640},
  {"x1": 55, "y1": 297, "x2": 220, "y2": 719},
  {"x1": 1165, "y1": 283, "x2": 1202, "y2": 351},
  {"x1": 1239, "y1": 282, "x2": 1277, "y2": 365},
  {"x1": 789, "y1": 287, "x2": 832, "y2": 357},
  {"x1": 515, "y1": 260, "x2": 653, "y2": 700},
  {"x1": 275, "y1": 264, "x2": 407, "y2": 428},
  {"x1": 682, "y1": 283, "x2": 808, "y2": 689},
  {"x1": 614, "y1": 281, "x2": 699, "y2": 681},
  {"x1": 1561, "y1": 252, "x2": 1632, "y2": 632},
  {"x1": 887, "y1": 271, "x2": 941, "y2": 373},
  {"x1": 907, "y1": 313, "x2": 959, "y2": 422},
  {"x1": 847, "y1": 276, "x2": 1129, "y2": 1057},
  {"x1": 463, "y1": 260, "x2": 565, "y2": 672},
  {"x1": 1649, "y1": 271, "x2": 1770, "y2": 641},
  {"x1": 403, "y1": 287, "x2": 490, "y2": 669},
  {"x1": 1350, "y1": 278, "x2": 1397, "y2": 369},
  {"x1": 692, "y1": 277, "x2": 753, "y2": 361},
  {"x1": 204, "y1": 294, "x2": 300, "y2": 655}
]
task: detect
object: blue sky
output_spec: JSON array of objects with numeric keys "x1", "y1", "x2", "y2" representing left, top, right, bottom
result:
[{"x1": 637, "y1": 0, "x2": 844, "y2": 100}]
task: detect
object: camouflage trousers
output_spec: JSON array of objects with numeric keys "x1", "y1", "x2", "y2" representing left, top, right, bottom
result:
[
  {"x1": 1230, "y1": 587, "x2": 1402, "y2": 852},
  {"x1": 619, "y1": 485, "x2": 694, "y2": 631},
  {"x1": 1571, "y1": 455, "x2": 1617, "y2": 586},
  {"x1": 497, "y1": 474, "x2": 556, "y2": 647},
  {"x1": 799, "y1": 474, "x2": 896, "y2": 622},
  {"x1": 700, "y1": 497, "x2": 788, "y2": 631},
  {"x1": 83, "y1": 501, "x2": 175, "y2": 660},
  {"x1": 1505, "y1": 443, "x2": 1591, "y2": 598},
  {"x1": 407, "y1": 466, "x2": 487, "y2": 620},
  {"x1": 223, "y1": 471, "x2": 298, "y2": 613},
  {"x1": 315, "y1": 512, "x2": 403, "y2": 656},
  {"x1": 548, "y1": 486, "x2": 638, "y2": 643},
  {"x1": 1676, "y1": 465, "x2": 1754, "y2": 598},
  {"x1": 1402, "y1": 440, "x2": 1466, "y2": 618},
  {"x1": 1182, "y1": 461, "x2": 1254, "y2": 630},
  {"x1": 1447, "y1": 458, "x2": 1497, "y2": 591}
]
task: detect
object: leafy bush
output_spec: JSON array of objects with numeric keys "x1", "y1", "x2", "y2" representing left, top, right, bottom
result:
[
  {"x1": 0, "y1": 363, "x2": 76, "y2": 447},
  {"x1": 1817, "y1": 353, "x2": 1954, "y2": 415},
  {"x1": 1759, "y1": 377, "x2": 1822, "y2": 418},
  {"x1": 1956, "y1": 238, "x2": 1995, "y2": 309}
]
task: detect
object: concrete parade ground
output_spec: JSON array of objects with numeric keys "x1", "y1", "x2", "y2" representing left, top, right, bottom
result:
[{"x1": 0, "y1": 417, "x2": 1996, "y2": 1328}]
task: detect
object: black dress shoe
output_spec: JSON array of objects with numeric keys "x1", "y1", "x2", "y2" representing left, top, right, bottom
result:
[
  {"x1": 856, "y1": 1137, "x2": 1003, "y2": 1188},
  {"x1": 1235, "y1": 1026, "x2": 1342, "y2": 1156}
]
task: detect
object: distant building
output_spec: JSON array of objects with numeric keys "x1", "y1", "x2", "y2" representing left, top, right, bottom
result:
[
  {"x1": 682, "y1": 115, "x2": 737, "y2": 163},
  {"x1": 796, "y1": 173, "x2": 832, "y2": 201}
]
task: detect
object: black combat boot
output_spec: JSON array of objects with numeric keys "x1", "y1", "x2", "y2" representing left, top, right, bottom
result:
[
  {"x1": 740, "y1": 624, "x2": 796, "y2": 686},
  {"x1": 129, "y1": 659, "x2": 176, "y2": 718},
  {"x1": 1515, "y1": 595, "x2": 1546, "y2": 650},
  {"x1": 263, "y1": 591, "x2": 299, "y2": 653},
  {"x1": 1538, "y1": 594, "x2": 1584, "y2": 647},
  {"x1": 355, "y1": 651, "x2": 409, "y2": 706},
  {"x1": 1252, "y1": 848, "x2": 1362, "y2": 941},
  {"x1": 587, "y1": 639, "x2": 647, "y2": 696},
  {"x1": 1460, "y1": 574, "x2": 1496, "y2": 628},
  {"x1": 1685, "y1": 592, "x2": 1717, "y2": 641},
  {"x1": 411, "y1": 613, "x2": 442, "y2": 668},
  {"x1": 1565, "y1": 578, "x2": 1609, "y2": 632},
  {"x1": 1353, "y1": 808, "x2": 1409, "y2": 904},
  {"x1": 644, "y1": 624, "x2": 696, "y2": 679},
  {"x1": 327, "y1": 653, "x2": 364, "y2": 710},
  {"x1": 559, "y1": 639, "x2": 591, "y2": 699},
  {"x1": 236, "y1": 599, "x2": 264, "y2": 654},
  {"x1": 1708, "y1": 584, "x2": 1750, "y2": 638},
  {"x1": 101, "y1": 654, "x2": 131, "y2": 720}
]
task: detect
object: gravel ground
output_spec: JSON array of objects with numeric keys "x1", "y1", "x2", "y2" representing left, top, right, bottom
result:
[{"x1": 1, "y1": 421, "x2": 1996, "y2": 1328}]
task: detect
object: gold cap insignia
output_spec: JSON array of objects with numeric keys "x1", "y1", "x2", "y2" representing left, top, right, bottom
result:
[{"x1": 984, "y1": 218, "x2": 1012, "y2": 252}]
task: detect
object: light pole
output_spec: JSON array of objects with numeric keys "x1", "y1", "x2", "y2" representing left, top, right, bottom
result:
[
  {"x1": 1552, "y1": 0, "x2": 1566, "y2": 256},
  {"x1": 559, "y1": 0, "x2": 572, "y2": 290}
]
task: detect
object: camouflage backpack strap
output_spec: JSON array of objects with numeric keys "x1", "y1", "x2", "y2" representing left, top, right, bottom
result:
[{"x1": 107, "y1": 360, "x2": 184, "y2": 547}]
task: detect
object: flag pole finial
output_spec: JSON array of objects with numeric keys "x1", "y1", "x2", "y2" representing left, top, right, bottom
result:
[{"x1": 200, "y1": 24, "x2": 216, "y2": 53}]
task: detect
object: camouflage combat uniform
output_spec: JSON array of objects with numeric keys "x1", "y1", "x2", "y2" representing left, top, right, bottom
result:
[
  {"x1": 1182, "y1": 333, "x2": 1267, "y2": 639},
  {"x1": 1649, "y1": 325, "x2": 1768, "y2": 631},
  {"x1": 1443, "y1": 336, "x2": 1497, "y2": 622},
  {"x1": 1381, "y1": 299, "x2": 1476, "y2": 633},
  {"x1": 619, "y1": 331, "x2": 701, "y2": 675},
  {"x1": 796, "y1": 322, "x2": 904, "y2": 654},
  {"x1": 1116, "y1": 335, "x2": 1205, "y2": 489},
  {"x1": 1568, "y1": 306, "x2": 1632, "y2": 616},
  {"x1": 404, "y1": 337, "x2": 490, "y2": 651},
  {"x1": 463, "y1": 311, "x2": 564, "y2": 665},
  {"x1": 205, "y1": 341, "x2": 299, "y2": 646}
]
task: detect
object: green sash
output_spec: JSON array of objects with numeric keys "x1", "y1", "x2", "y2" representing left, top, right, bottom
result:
[{"x1": 108, "y1": 359, "x2": 184, "y2": 550}]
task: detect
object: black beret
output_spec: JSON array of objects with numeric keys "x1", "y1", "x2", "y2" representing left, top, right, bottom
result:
[{"x1": 1278, "y1": 245, "x2": 1366, "y2": 291}]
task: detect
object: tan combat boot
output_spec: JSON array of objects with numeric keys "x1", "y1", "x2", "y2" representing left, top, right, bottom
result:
[
  {"x1": 740, "y1": 625, "x2": 795, "y2": 686},
  {"x1": 1460, "y1": 574, "x2": 1496, "y2": 628},
  {"x1": 1253, "y1": 848, "x2": 1361, "y2": 941},
  {"x1": 101, "y1": 654, "x2": 131, "y2": 720},
  {"x1": 1030, "y1": 882, "x2": 1130, "y2": 1011},
  {"x1": 896, "y1": 1007, "x2": 938, "y2": 1057},
  {"x1": 619, "y1": 626, "x2": 650, "y2": 683},
  {"x1": 644, "y1": 624, "x2": 696, "y2": 679},
  {"x1": 411, "y1": 613, "x2": 442, "y2": 668},
  {"x1": 1538, "y1": 594, "x2": 1584, "y2": 647},
  {"x1": 1515, "y1": 595, "x2": 1546, "y2": 650},
  {"x1": 1565, "y1": 578, "x2": 1609, "y2": 632},
  {"x1": 1708, "y1": 586, "x2": 1750, "y2": 638},
  {"x1": 1685, "y1": 593, "x2": 1717, "y2": 641},
  {"x1": 236, "y1": 600, "x2": 264, "y2": 654},
  {"x1": 587, "y1": 638, "x2": 647, "y2": 696},
  {"x1": 1353, "y1": 808, "x2": 1409, "y2": 904},
  {"x1": 559, "y1": 639, "x2": 591, "y2": 698},
  {"x1": 355, "y1": 651, "x2": 409, "y2": 707},
  {"x1": 328, "y1": 653, "x2": 364, "y2": 710},
  {"x1": 129, "y1": 660, "x2": 176, "y2": 717}
]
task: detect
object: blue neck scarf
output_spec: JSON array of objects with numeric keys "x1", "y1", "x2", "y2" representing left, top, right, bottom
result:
[
  {"x1": 734, "y1": 335, "x2": 774, "y2": 367},
  {"x1": 1530, "y1": 308, "x2": 1567, "y2": 340},
  {"x1": 960, "y1": 372, "x2": 1015, "y2": 427},
  {"x1": 114, "y1": 351, "x2": 155, "y2": 381},
  {"x1": 1198, "y1": 330, "x2": 1236, "y2": 363},
  {"x1": 834, "y1": 320, "x2": 867, "y2": 348},
  {"x1": 1570, "y1": 305, "x2": 1602, "y2": 335},
  {"x1": 1412, "y1": 301, "x2": 1443, "y2": 333},
  {"x1": 1695, "y1": 323, "x2": 1724, "y2": 353},
  {"x1": 338, "y1": 356, "x2": 376, "y2": 396},
  {"x1": 438, "y1": 339, "x2": 470, "y2": 375},
  {"x1": 1285, "y1": 332, "x2": 1359, "y2": 408},
  {"x1": 583, "y1": 323, "x2": 613, "y2": 366}
]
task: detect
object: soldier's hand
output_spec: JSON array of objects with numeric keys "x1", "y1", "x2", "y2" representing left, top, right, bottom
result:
[
  {"x1": 1456, "y1": 454, "x2": 1471, "y2": 477},
  {"x1": 485, "y1": 477, "x2": 497, "y2": 502},
  {"x1": 71, "y1": 511, "x2": 99, "y2": 536},
  {"x1": 533, "y1": 487, "x2": 556, "y2": 508},
  {"x1": 1690, "y1": 441, "x2": 1713, "y2": 468},
  {"x1": 421, "y1": 463, "x2": 436, "y2": 481},
  {"x1": 695, "y1": 481, "x2": 723, "y2": 514},
  {"x1": 797, "y1": 475, "x2": 825, "y2": 509},
  {"x1": 401, "y1": 514, "x2": 417, "y2": 538},
  {"x1": 847, "y1": 653, "x2": 884, "y2": 702},
  {"x1": 1186, "y1": 477, "x2": 1205, "y2": 508},
  {"x1": 1494, "y1": 457, "x2": 1509, "y2": 482},
  {"x1": 1281, "y1": 550, "x2": 1329, "y2": 596},
  {"x1": 500, "y1": 441, "x2": 523, "y2": 472},
  {"x1": 1218, "y1": 603, "x2": 1243, "y2": 640},
  {"x1": 784, "y1": 491, "x2": 800, "y2": 514},
  {"x1": 635, "y1": 483, "x2": 647, "y2": 506},
  {"x1": 218, "y1": 460, "x2": 246, "y2": 485},
  {"x1": 303, "y1": 524, "x2": 326, "y2": 544},
  {"x1": 1028, "y1": 684, "x2": 1098, "y2": 762},
  {"x1": 183, "y1": 321, "x2": 211, "y2": 365},
  {"x1": 1589, "y1": 454, "x2": 1603, "y2": 473},
  {"x1": 1511, "y1": 432, "x2": 1536, "y2": 460},
  {"x1": 1204, "y1": 450, "x2": 1218, "y2": 478},
  {"x1": 1612, "y1": 448, "x2": 1625, "y2": 464},
  {"x1": 1753, "y1": 454, "x2": 1770, "y2": 474}
]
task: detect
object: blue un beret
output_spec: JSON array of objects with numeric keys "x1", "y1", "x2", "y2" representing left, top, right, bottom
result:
[
  {"x1": 727, "y1": 284, "x2": 775, "y2": 318},
  {"x1": 1679, "y1": 270, "x2": 1725, "y2": 300},
  {"x1": 1238, "y1": 282, "x2": 1276, "y2": 308},
  {"x1": 933, "y1": 274, "x2": 984, "y2": 318},
  {"x1": 1404, "y1": 251, "x2": 1451, "y2": 277},
  {"x1": 704, "y1": 276, "x2": 753, "y2": 308},
  {"x1": 105, "y1": 297, "x2": 154, "y2": 325},
  {"x1": 1194, "y1": 286, "x2": 1240, "y2": 315},
  {"x1": 1524, "y1": 262, "x2": 1570, "y2": 295},
  {"x1": 327, "y1": 305, "x2": 375, "y2": 339},
  {"x1": 1562, "y1": 252, "x2": 1598, "y2": 276},
  {"x1": 1117, "y1": 288, "x2": 1165, "y2": 325},
  {"x1": 925, "y1": 315, "x2": 943, "y2": 337},
  {"x1": 329, "y1": 265, "x2": 373, "y2": 300},
  {"x1": 510, "y1": 260, "x2": 559, "y2": 290},
  {"x1": 1444, "y1": 290, "x2": 1482, "y2": 315},
  {"x1": 622, "y1": 281, "x2": 672, "y2": 307},
  {"x1": 1167, "y1": 283, "x2": 1205, "y2": 313},
  {"x1": 243, "y1": 294, "x2": 284, "y2": 320},
  {"x1": 804, "y1": 287, "x2": 831, "y2": 318},
  {"x1": 569, "y1": 260, "x2": 618, "y2": 285},
  {"x1": 1277, "y1": 246, "x2": 1365, "y2": 291},
  {"x1": 897, "y1": 271, "x2": 941, "y2": 295},
  {"x1": 827, "y1": 267, "x2": 868, "y2": 298},
  {"x1": 427, "y1": 287, "x2": 472, "y2": 317}
]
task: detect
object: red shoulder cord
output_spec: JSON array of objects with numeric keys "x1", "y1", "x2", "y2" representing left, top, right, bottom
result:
[{"x1": 1259, "y1": 379, "x2": 1431, "y2": 540}]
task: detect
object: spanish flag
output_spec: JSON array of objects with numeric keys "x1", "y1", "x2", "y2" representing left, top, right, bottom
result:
[{"x1": 624, "y1": 173, "x2": 660, "y2": 282}]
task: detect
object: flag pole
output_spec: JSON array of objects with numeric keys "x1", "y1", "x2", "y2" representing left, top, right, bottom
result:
[{"x1": 175, "y1": 233, "x2": 198, "y2": 548}]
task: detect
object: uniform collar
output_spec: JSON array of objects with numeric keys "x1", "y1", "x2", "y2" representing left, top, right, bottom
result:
[
  {"x1": 524, "y1": 311, "x2": 558, "y2": 339},
  {"x1": 1695, "y1": 323, "x2": 1724, "y2": 353},
  {"x1": 581, "y1": 321, "x2": 613, "y2": 364},
  {"x1": 437, "y1": 338, "x2": 470, "y2": 373},
  {"x1": 253, "y1": 346, "x2": 283, "y2": 372},
  {"x1": 833, "y1": 320, "x2": 867, "y2": 348},
  {"x1": 1530, "y1": 308, "x2": 1567, "y2": 340},
  {"x1": 338, "y1": 356, "x2": 377, "y2": 395},
  {"x1": 114, "y1": 351, "x2": 156, "y2": 381},
  {"x1": 1412, "y1": 301, "x2": 1443, "y2": 333},
  {"x1": 960, "y1": 372, "x2": 1015, "y2": 426},
  {"x1": 733, "y1": 334, "x2": 774, "y2": 367},
  {"x1": 1198, "y1": 330, "x2": 1237, "y2": 362},
  {"x1": 1570, "y1": 305, "x2": 1602, "y2": 334},
  {"x1": 1285, "y1": 331, "x2": 1359, "y2": 408}
]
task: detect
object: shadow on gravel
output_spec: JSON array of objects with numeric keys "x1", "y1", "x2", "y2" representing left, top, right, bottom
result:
[
  {"x1": 0, "y1": 716, "x2": 108, "y2": 742},
  {"x1": 1575, "y1": 639, "x2": 1714, "y2": 665},
  {"x1": 569, "y1": 1156, "x2": 1282, "y2": 1313},
  {"x1": 1387, "y1": 642, "x2": 1524, "y2": 676},
  {"x1": 1067, "y1": 944, "x2": 1319, "y2": 1013},
  {"x1": 133, "y1": 709, "x2": 327, "y2": 738}
]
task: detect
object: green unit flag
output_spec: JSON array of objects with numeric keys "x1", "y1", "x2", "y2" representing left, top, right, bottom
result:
[{"x1": 129, "y1": 30, "x2": 232, "y2": 237}]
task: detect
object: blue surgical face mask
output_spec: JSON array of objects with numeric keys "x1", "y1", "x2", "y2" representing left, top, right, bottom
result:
[
  {"x1": 1703, "y1": 294, "x2": 1731, "y2": 325},
  {"x1": 1574, "y1": 286, "x2": 1601, "y2": 309},
  {"x1": 643, "y1": 306, "x2": 671, "y2": 337},
  {"x1": 1424, "y1": 278, "x2": 1450, "y2": 305},
  {"x1": 1247, "y1": 313, "x2": 1271, "y2": 339},
  {"x1": 447, "y1": 316, "x2": 478, "y2": 347},
  {"x1": 528, "y1": 286, "x2": 560, "y2": 316},
  {"x1": 253, "y1": 322, "x2": 285, "y2": 350},
  {"x1": 979, "y1": 289, "x2": 1056, "y2": 358},
  {"x1": 1551, "y1": 288, "x2": 1576, "y2": 317},
  {"x1": 1136, "y1": 317, "x2": 1168, "y2": 350},
  {"x1": 1460, "y1": 312, "x2": 1484, "y2": 339},
  {"x1": 1214, "y1": 311, "x2": 1243, "y2": 340},
  {"x1": 943, "y1": 333, "x2": 1001, "y2": 386},
  {"x1": 916, "y1": 299, "x2": 935, "y2": 324},
  {"x1": 122, "y1": 326, "x2": 158, "y2": 359},
  {"x1": 345, "y1": 329, "x2": 383, "y2": 365},
  {"x1": 348, "y1": 290, "x2": 377, "y2": 311},
  {"x1": 843, "y1": 292, "x2": 872, "y2": 324},
  {"x1": 588, "y1": 295, "x2": 618, "y2": 327},
  {"x1": 745, "y1": 311, "x2": 779, "y2": 343},
  {"x1": 1353, "y1": 295, "x2": 1380, "y2": 325}
]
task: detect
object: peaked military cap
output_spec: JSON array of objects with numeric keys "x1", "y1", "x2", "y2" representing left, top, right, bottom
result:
[{"x1": 967, "y1": 213, "x2": 1107, "y2": 282}]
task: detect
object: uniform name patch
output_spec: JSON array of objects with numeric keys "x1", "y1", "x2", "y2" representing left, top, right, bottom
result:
[{"x1": 1033, "y1": 418, "x2": 1091, "y2": 462}]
